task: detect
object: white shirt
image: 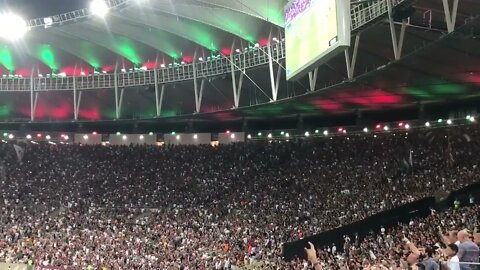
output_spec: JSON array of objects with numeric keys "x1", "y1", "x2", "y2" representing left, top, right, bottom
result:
[{"x1": 448, "y1": 255, "x2": 460, "y2": 270}]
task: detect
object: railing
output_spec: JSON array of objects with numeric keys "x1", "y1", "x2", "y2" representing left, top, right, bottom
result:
[
  {"x1": 0, "y1": 41, "x2": 285, "y2": 92},
  {"x1": 1, "y1": 0, "x2": 407, "y2": 92}
]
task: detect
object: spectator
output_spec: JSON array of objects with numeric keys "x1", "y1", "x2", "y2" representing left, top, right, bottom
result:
[{"x1": 457, "y1": 230, "x2": 480, "y2": 270}]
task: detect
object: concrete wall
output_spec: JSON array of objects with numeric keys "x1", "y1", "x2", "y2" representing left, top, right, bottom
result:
[
  {"x1": 108, "y1": 134, "x2": 157, "y2": 145},
  {"x1": 74, "y1": 134, "x2": 102, "y2": 145},
  {"x1": 218, "y1": 132, "x2": 245, "y2": 144},
  {"x1": 164, "y1": 133, "x2": 211, "y2": 145}
]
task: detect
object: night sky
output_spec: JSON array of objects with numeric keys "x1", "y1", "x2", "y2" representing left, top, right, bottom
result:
[{"x1": 1, "y1": 0, "x2": 89, "y2": 18}]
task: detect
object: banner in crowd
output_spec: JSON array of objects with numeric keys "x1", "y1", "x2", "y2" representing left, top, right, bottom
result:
[
  {"x1": 0, "y1": 263, "x2": 28, "y2": 270},
  {"x1": 35, "y1": 266, "x2": 77, "y2": 270}
]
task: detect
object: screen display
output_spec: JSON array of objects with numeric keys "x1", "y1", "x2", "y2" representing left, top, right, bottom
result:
[{"x1": 285, "y1": 0, "x2": 350, "y2": 80}]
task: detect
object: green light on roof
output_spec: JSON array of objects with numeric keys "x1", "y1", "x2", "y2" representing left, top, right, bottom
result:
[
  {"x1": 117, "y1": 43, "x2": 141, "y2": 65},
  {"x1": 116, "y1": 132, "x2": 121, "y2": 135},
  {"x1": 37, "y1": 44, "x2": 58, "y2": 70},
  {"x1": 0, "y1": 47, "x2": 14, "y2": 71},
  {"x1": 437, "y1": 119, "x2": 443, "y2": 123},
  {"x1": 171, "y1": 132, "x2": 176, "y2": 135}
]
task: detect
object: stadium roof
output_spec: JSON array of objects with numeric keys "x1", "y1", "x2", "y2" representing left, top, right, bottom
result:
[{"x1": 0, "y1": 0, "x2": 478, "y2": 132}]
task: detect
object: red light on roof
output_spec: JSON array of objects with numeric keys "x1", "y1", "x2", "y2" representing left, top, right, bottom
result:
[
  {"x1": 92, "y1": 132, "x2": 97, "y2": 135},
  {"x1": 60, "y1": 134, "x2": 65, "y2": 138},
  {"x1": 338, "y1": 128, "x2": 343, "y2": 132},
  {"x1": 398, "y1": 122, "x2": 404, "y2": 127},
  {"x1": 376, "y1": 124, "x2": 381, "y2": 129},
  {"x1": 226, "y1": 130, "x2": 230, "y2": 134},
  {"x1": 37, "y1": 133, "x2": 42, "y2": 137}
]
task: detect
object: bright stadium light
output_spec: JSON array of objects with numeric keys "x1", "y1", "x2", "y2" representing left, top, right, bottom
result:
[
  {"x1": 323, "y1": 130, "x2": 328, "y2": 136},
  {"x1": 45, "y1": 135, "x2": 51, "y2": 140},
  {"x1": 90, "y1": 0, "x2": 109, "y2": 17},
  {"x1": 425, "y1": 121, "x2": 430, "y2": 127},
  {"x1": 122, "y1": 135, "x2": 127, "y2": 140},
  {"x1": 363, "y1": 127, "x2": 368, "y2": 133},
  {"x1": 139, "y1": 135, "x2": 144, "y2": 140},
  {"x1": 0, "y1": 13, "x2": 28, "y2": 41},
  {"x1": 26, "y1": 134, "x2": 32, "y2": 139},
  {"x1": 447, "y1": 119, "x2": 452, "y2": 125}
]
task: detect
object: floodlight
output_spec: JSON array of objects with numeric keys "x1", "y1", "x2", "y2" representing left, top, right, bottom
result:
[
  {"x1": 425, "y1": 122, "x2": 430, "y2": 127},
  {"x1": 0, "y1": 13, "x2": 27, "y2": 41},
  {"x1": 8, "y1": 134, "x2": 13, "y2": 139},
  {"x1": 122, "y1": 135, "x2": 127, "y2": 140},
  {"x1": 139, "y1": 135, "x2": 144, "y2": 140},
  {"x1": 43, "y1": 17, "x2": 53, "y2": 26},
  {"x1": 247, "y1": 134, "x2": 252, "y2": 139},
  {"x1": 447, "y1": 119, "x2": 452, "y2": 125},
  {"x1": 230, "y1": 134, "x2": 235, "y2": 139},
  {"x1": 363, "y1": 128, "x2": 368, "y2": 133},
  {"x1": 26, "y1": 134, "x2": 32, "y2": 139},
  {"x1": 90, "y1": 0, "x2": 109, "y2": 17},
  {"x1": 45, "y1": 135, "x2": 51, "y2": 140},
  {"x1": 193, "y1": 134, "x2": 198, "y2": 139}
]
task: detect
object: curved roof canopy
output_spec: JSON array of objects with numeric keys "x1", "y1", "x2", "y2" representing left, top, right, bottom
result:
[{"x1": 0, "y1": 0, "x2": 284, "y2": 74}]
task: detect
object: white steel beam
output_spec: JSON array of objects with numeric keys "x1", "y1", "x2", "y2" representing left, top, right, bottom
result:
[
  {"x1": 30, "y1": 76, "x2": 35, "y2": 121},
  {"x1": 344, "y1": 34, "x2": 361, "y2": 80},
  {"x1": 32, "y1": 92, "x2": 39, "y2": 121},
  {"x1": 74, "y1": 91, "x2": 83, "y2": 121},
  {"x1": 268, "y1": 44, "x2": 281, "y2": 101},
  {"x1": 118, "y1": 88, "x2": 125, "y2": 119},
  {"x1": 155, "y1": 84, "x2": 165, "y2": 117},
  {"x1": 387, "y1": 0, "x2": 408, "y2": 60},
  {"x1": 308, "y1": 68, "x2": 318, "y2": 92},
  {"x1": 442, "y1": 0, "x2": 459, "y2": 33}
]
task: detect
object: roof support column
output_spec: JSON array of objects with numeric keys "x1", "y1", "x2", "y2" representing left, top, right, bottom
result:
[
  {"x1": 74, "y1": 91, "x2": 83, "y2": 121},
  {"x1": 267, "y1": 44, "x2": 281, "y2": 101},
  {"x1": 442, "y1": 0, "x2": 459, "y2": 33},
  {"x1": 193, "y1": 52, "x2": 205, "y2": 113},
  {"x1": 230, "y1": 41, "x2": 244, "y2": 108},
  {"x1": 30, "y1": 75, "x2": 35, "y2": 122},
  {"x1": 344, "y1": 34, "x2": 361, "y2": 80},
  {"x1": 73, "y1": 65, "x2": 82, "y2": 121},
  {"x1": 114, "y1": 71, "x2": 124, "y2": 119},
  {"x1": 155, "y1": 82, "x2": 165, "y2": 118},
  {"x1": 308, "y1": 68, "x2": 318, "y2": 92},
  {"x1": 387, "y1": 0, "x2": 407, "y2": 60}
]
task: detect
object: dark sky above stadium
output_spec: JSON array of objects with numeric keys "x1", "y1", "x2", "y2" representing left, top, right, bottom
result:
[{"x1": 1, "y1": 0, "x2": 88, "y2": 18}]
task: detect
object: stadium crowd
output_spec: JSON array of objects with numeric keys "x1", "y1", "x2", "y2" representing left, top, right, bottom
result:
[{"x1": 0, "y1": 124, "x2": 479, "y2": 269}]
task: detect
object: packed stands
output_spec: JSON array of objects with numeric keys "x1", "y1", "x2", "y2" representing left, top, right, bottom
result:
[{"x1": 0, "y1": 124, "x2": 479, "y2": 269}]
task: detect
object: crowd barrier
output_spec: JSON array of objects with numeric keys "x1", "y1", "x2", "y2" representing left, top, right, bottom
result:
[{"x1": 282, "y1": 182, "x2": 480, "y2": 261}]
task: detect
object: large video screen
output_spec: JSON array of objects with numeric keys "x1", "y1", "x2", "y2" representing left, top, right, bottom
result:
[{"x1": 285, "y1": 0, "x2": 350, "y2": 81}]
